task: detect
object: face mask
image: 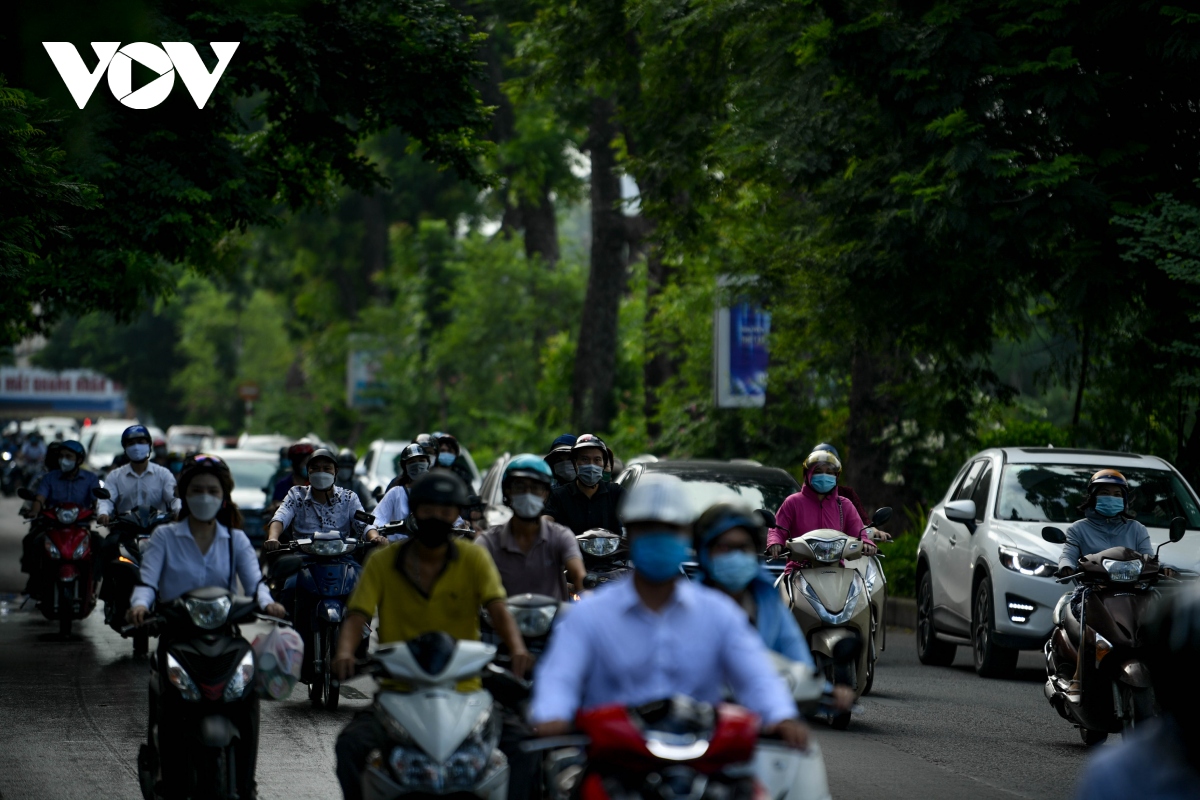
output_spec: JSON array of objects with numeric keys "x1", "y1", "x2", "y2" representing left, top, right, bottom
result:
[
  {"x1": 630, "y1": 532, "x2": 689, "y2": 583},
  {"x1": 337, "y1": 468, "x2": 353, "y2": 482},
  {"x1": 59, "y1": 457, "x2": 77, "y2": 473},
  {"x1": 577, "y1": 464, "x2": 603, "y2": 487},
  {"x1": 125, "y1": 443, "x2": 151, "y2": 462},
  {"x1": 510, "y1": 493, "x2": 545, "y2": 520},
  {"x1": 188, "y1": 494, "x2": 223, "y2": 522},
  {"x1": 810, "y1": 473, "x2": 838, "y2": 494},
  {"x1": 406, "y1": 462, "x2": 430, "y2": 479},
  {"x1": 437, "y1": 452, "x2": 456, "y2": 467},
  {"x1": 413, "y1": 516, "x2": 453, "y2": 548},
  {"x1": 1094, "y1": 496, "x2": 1125, "y2": 517},
  {"x1": 707, "y1": 551, "x2": 760, "y2": 592},
  {"x1": 309, "y1": 471, "x2": 335, "y2": 491},
  {"x1": 553, "y1": 462, "x2": 576, "y2": 483}
]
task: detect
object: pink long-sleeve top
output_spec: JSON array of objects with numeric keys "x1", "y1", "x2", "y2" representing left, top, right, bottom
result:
[{"x1": 767, "y1": 478, "x2": 868, "y2": 565}]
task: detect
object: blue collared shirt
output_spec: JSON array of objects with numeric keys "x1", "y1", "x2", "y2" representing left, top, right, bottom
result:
[
  {"x1": 529, "y1": 577, "x2": 796, "y2": 726},
  {"x1": 35, "y1": 468, "x2": 101, "y2": 508},
  {"x1": 131, "y1": 520, "x2": 273, "y2": 610}
]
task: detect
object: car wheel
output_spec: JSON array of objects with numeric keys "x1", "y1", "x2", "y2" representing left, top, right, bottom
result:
[
  {"x1": 916, "y1": 571, "x2": 956, "y2": 666},
  {"x1": 972, "y1": 577, "x2": 1018, "y2": 678}
]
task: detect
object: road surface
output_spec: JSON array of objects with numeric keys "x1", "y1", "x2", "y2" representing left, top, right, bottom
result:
[{"x1": 0, "y1": 496, "x2": 1098, "y2": 799}]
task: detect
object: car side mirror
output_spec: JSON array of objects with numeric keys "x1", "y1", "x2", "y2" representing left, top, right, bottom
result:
[
  {"x1": 372, "y1": 486, "x2": 384, "y2": 501},
  {"x1": 871, "y1": 507, "x2": 892, "y2": 527},
  {"x1": 944, "y1": 500, "x2": 976, "y2": 523},
  {"x1": 758, "y1": 509, "x2": 777, "y2": 530},
  {"x1": 1041, "y1": 526, "x2": 1067, "y2": 545},
  {"x1": 1170, "y1": 516, "x2": 1187, "y2": 543},
  {"x1": 92, "y1": 487, "x2": 111, "y2": 500}
]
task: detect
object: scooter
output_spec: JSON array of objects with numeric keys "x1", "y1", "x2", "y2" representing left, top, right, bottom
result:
[
  {"x1": 576, "y1": 528, "x2": 630, "y2": 590},
  {"x1": 361, "y1": 633, "x2": 515, "y2": 800},
  {"x1": 19, "y1": 485, "x2": 107, "y2": 636},
  {"x1": 776, "y1": 507, "x2": 892, "y2": 729},
  {"x1": 125, "y1": 570, "x2": 300, "y2": 800},
  {"x1": 101, "y1": 504, "x2": 175, "y2": 655},
  {"x1": 1040, "y1": 517, "x2": 1191, "y2": 746},
  {"x1": 481, "y1": 592, "x2": 564, "y2": 662}
]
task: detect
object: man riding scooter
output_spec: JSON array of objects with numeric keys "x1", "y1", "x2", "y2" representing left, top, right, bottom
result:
[{"x1": 20, "y1": 440, "x2": 101, "y2": 597}]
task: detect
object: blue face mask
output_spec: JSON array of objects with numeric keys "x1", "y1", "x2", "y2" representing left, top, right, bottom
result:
[
  {"x1": 630, "y1": 532, "x2": 689, "y2": 583},
  {"x1": 437, "y1": 452, "x2": 456, "y2": 467},
  {"x1": 810, "y1": 473, "x2": 838, "y2": 494},
  {"x1": 1094, "y1": 496, "x2": 1125, "y2": 517},
  {"x1": 707, "y1": 551, "x2": 760, "y2": 592}
]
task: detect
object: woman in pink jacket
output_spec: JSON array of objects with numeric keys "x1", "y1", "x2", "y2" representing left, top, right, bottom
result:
[{"x1": 766, "y1": 450, "x2": 879, "y2": 567}]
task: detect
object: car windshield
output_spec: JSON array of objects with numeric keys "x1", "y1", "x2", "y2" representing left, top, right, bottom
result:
[
  {"x1": 171, "y1": 433, "x2": 208, "y2": 450},
  {"x1": 646, "y1": 467, "x2": 799, "y2": 518},
  {"x1": 996, "y1": 463, "x2": 1200, "y2": 528},
  {"x1": 89, "y1": 432, "x2": 124, "y2": 453},
  {"x1": 224, "y1": 458, "x2": 277, "y2": 493},
  {"x1": 379, "y1": 443, "x2": 409, "y2": 479}
]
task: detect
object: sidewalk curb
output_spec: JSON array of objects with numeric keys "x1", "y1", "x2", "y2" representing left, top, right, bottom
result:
[{"x1": 886, "y1": 596, "x2": 916, "y2": 629}]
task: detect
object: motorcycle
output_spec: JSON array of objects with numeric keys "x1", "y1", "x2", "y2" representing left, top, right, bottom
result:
[
  {"x1": 1040, "y1": 517, "x2": 1190, "y2": 746},
  {"x1": 126, "y1": 561, "x2": 300, "y2": 800},
  {"x1": 481, "y1": 592, "x2": 564, "y2": 663},
  {"x1": 576, "y1": 528, "x2": 630, "y2": 590},
  {"x1": 18, "y1": 485, "x2": 107, "y2": 636},
  {"x1": 1, "y1": 445, "x2": 19, "y2": 496},
  {"x1": 101, "y1": 504, "x2": 175, "y2": 655},
  {"x1": 361, "y1": 633, "x2": 519, "y2": 800},
  {"x1": 776, "y1": 507, "x2": 892, "y2": 729}
]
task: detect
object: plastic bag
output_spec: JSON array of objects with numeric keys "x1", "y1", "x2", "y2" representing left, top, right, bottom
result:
[{"x1": 252, "y1": 624, "x2": 304, "y2": 700}]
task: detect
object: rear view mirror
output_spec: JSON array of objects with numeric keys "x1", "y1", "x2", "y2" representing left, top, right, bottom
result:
[
  {"x1": 92, "y1": 487, "x2": 111, "y2": 500},
  {"x1": 944, "y1": 500, "x2": 976, "y2": 523},
  {"x1": 372, "y1": 486, "x2": 384, "y2": 501},
  {"x1": 757, "y1": 509, "x2": 777, "y2": 530},
  {"x1": 1041, "y1": 526, "x2": 1067, "y2": 545},
  {"x1": 871, "y1": 507, "x2": 892, "y2": 527},
  {"x1": 16, "y1": 487, "x2": 34, "y2": 501},
  {"x1": 1170, "y1": 516, "x2": 1187, "y2": 543},
  {"x1": 354, "y1": 510, "x2": 375, "y2": 525}
]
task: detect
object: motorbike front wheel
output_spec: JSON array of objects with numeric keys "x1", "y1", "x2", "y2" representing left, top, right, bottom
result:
[
  {"x1": 58, "y1": 583, "x2": 73, "y2": 637},
  {"x1": 323, "y1": 623, "x2": 340, "y2": 711}
]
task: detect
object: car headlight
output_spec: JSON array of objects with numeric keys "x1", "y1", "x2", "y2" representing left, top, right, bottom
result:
[
  {"x1": 998, "y1": 546, "x2": 1057, "y2": 578},
  {"x1": 44, "y1": 539, "x2": 61, "y2": 559},
  {"x1": 72, "y1": 539, "x2": 89, "y2": 559},
  {"x1": 223, "y1": 651, "x2": 255, "y2": 701},
  {"x1": 1102, "y1": 559, "x2": 1142, "y2": 583},
  {"x1": 166, "y1": 653, "x2": 201, "y2": 701},
  {"x1": 510, "y1": 604, "x2": 557, "y2": 638},
  {"x1": 579, "y1": 536, "x2": 619, "y2": 556},
  {"x1": 56, "y1": 507, "x2": 79, "y2": 524},
  {"x1": 807, "y1": 537, "x2": 846, "y2": 562},
  {"x1": 800, "y1": 572, "x2": 863, "y2": 625},
  {"x1": 184, "y1": 595, "x2": 232, "y2": 629},
  {"x1": 304, "y1": 539, "x2": 347, "y2": 556}
]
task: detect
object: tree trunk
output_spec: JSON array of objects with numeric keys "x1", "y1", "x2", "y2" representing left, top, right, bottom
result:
[
  {"x1": 1071, "y1": 322, "x2": 1090, "y2": 440},
  {"x1": 844, "y1": 347, "x2": 909, "y2": 521},
  {"x1": 572, "y1": 98, "x2": 627, "y2": 433},
  {"x1": 520, "y1": 188, "x2": 559, "y2": 268}
]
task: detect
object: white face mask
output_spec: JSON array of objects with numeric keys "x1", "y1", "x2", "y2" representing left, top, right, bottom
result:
[
  {"x1": 309, "y1": 471, "x2": 335, "y2": 491},
  {"x1": 188, "y1": 493, "x2": 223, "y2": 522},
  {"x1": 125, "y1": 443, "x2": 151, "y2": 462},
  {"x1": 510, "y1": 493, "x2": 546, "y2": 520}
]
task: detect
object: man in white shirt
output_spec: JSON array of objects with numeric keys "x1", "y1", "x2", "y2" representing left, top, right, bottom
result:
[{"x1": 96, "y1": 425, "x2": 180, "y2": 523}]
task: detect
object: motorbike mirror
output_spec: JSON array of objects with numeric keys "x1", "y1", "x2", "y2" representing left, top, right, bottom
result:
[
  {"x1": 92, "y1": 487, "x2": 111, "y2": 500},
  {"x1": 871, "y1": 507, "x2": 893, "y2": 527},
  {"x1": 1170, "y1": 517, "x2": 1187, "y2": 543},
  {"x1": 269, "y1": 554, "x2": 304, "y2": 581},
  {"x1": 16, "y1": 487, "x2": 34, "y2": 501},
  {"x1": 1041, "y1": 526, "x2": 1067, "y2": 545},
  {"x1": 372, "y1": 486, "x2": 384, "y2": 501},
  {"x1": 757, "y1": 509, "x2": 777, "y2": 530},
  {"x1": 354, "y1": 510, "x2": 375, "y2": 524}
]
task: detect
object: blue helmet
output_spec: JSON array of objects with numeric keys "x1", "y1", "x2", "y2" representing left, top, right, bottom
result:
[
  {"x1": 61, "y1": 440, "x2": 86, "y2": 457},
  {"x1": 550, "y1": 433, "x2": 577, "y2": 450},
  {"x1": 503, "y1": 453, "x2": 553, "y2": 489},
  {"x1": 121, "y1": 424, "x2": 151, "y2": 446}
]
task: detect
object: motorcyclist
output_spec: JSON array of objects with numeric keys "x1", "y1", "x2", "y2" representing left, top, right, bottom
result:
[
  {"x1": 270, "y1": 442, "x2": 314, "y2": 505},
  {"x1": 151, "y1": 436, "x2": 169, "y2": 467},
  {"x1": 165, "y1": 451, "x2": 185, "y2": 476},
  {"x1": 334, "y1": 447, "x2": 376, "y2": 511},
  {"x1": 18, "y1": 431, "x2": 47, "y2": 467},
  {"x1": 766, "y1": 450, "x2": 878, "y2": 564},
  {"x1": 478, "y1": 454, "x2": 587, "y2": 600},
  {"x1": 462, "y1": 493, "x2": 488, "y2": 536},
  {"x1": 263, "y1": 448, "x2": 381, "y2": 552},
  {"x1": 414, "y1": 432, "x2": 437, "y2": 458},
  {"x1": 544, "y1": 433, "x2": 577, "y2": 487},
  {"x1": 372, "y1": 442, "x2": 433, "y2": 528},
  {"x1": 1056, "y1": 469, "x2": 1152, "y2": 579},
  {"x1": 332, "y1": 471, "x2": 535, "y2": 800},
  {"x1": 543, "y1": 434, "x2": 625, "y2": 536},
  {"x1": 20, "y1": 439, "x2": 100, "y2": 596},
  {"x1": 530, "y1": 474, "x2": 809, "y2": 749},
  {"x1": 96, "y1": 425, "x2": 180, "y2": 526},
  {"x1": 809, "y1": 442, "x2": 873, "y2": 525},
  {"x1": 432, "y1": 431, "x2": 474, "y2": 486}
]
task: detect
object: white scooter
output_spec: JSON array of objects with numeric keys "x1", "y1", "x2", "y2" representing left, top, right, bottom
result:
[
  {"x1": 754, "y1": 653, "x2": 834, "y2": 800},
  {"x1": 362, "y1": 633, "x2": 513, "y2": 800}
]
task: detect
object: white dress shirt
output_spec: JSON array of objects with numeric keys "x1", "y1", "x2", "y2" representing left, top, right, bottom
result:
[
  {"x1": 271, "y1": 485, "x2": 370, "y2": 537},
  {"x1": 98, "y1": 461, "x2": 180, "y2": 517},
  {"x1": 131, "y1": 520, "x2": 273, "y2": 609},
  {"x1": 528, "y1": 576, "x2": 796, "y2": 726}
]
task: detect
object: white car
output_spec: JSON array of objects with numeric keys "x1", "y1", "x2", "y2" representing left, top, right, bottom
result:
[
  {"x1": 358, "y1": 438, "x2": 482, "y2": 498},
  {"x1": 82, "y1": 418, "x2": 141, "y2": 471},
  {"x1": 916, "y1": 447, "x2": 1200, "y2": 677}
]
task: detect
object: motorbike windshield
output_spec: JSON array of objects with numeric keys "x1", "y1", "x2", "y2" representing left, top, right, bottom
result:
[{"x1": 995, "y1": 463, "x2": 1200, "y2": 528}]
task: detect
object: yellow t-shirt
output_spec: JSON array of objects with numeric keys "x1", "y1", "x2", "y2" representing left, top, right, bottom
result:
[{"x1": 349, "y1": 538, "x2": 507, "y2": 690}]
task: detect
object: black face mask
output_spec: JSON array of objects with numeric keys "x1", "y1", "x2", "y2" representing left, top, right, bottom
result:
[{"x1": 412, "y1": 515, "x2": 453, "y2": 548}]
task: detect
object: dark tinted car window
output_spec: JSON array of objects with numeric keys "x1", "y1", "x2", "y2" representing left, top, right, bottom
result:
[
  {"x1": 953, "y1": 460, "x2": 985, "y2": 502},
  {"x1": 970, "y1": 467, "x2": 993, "y2": 523},
  {"x1": 996, "y1": 464, "x2": 1200, "y2": 527}
]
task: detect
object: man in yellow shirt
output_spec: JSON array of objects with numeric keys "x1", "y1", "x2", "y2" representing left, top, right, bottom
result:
[{"x1": 332, "y1": 471, "x2": 533, "y2": 800}]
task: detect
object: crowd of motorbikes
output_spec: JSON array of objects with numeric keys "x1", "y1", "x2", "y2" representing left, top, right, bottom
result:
[{"x1": 10, "y1": 430, "x2": 1200, "y2": 800}]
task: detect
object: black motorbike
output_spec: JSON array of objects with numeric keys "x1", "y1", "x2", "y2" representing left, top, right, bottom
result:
[
  {"x1": 102, "y1": 505, "x2": 174, "y2": 655},
  {"x1": 576, "y1": 528, "x2": 629, "y2": 590}
]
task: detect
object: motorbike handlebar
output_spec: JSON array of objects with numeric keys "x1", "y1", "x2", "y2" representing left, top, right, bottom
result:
[{"x1": 121, "y1": 616, "x2": 165, "y2": 636}]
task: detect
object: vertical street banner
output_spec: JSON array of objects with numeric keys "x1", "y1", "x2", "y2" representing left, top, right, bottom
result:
[
  {"x1": 346, "y1": 337, "x2": 385, "y2": 408},
  {"x1": 714, "y1": 275, "x2": 770, "y2": 408}
]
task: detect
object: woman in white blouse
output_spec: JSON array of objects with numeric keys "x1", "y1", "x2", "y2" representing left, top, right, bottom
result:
[{"x1": 128, "y1": 454, "x2": 285, "y2": 624}]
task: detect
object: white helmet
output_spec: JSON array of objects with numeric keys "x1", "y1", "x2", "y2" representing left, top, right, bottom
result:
[{"x1": 619, "y1": 474, "x2": 696, "y2": 527}]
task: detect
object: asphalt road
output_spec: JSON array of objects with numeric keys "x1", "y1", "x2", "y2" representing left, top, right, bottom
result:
[{"x1": 0, "y1": 496, "x2": 1100, "y2": 800}]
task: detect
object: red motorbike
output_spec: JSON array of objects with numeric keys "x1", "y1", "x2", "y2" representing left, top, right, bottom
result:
[
  {"x1": 535, "y1": 697, "x2": 764, "y2": 800},
  {"x1": 19, "y1": 486, "x2": 106, "y2": 635}
]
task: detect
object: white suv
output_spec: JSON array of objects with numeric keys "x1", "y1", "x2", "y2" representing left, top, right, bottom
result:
[{"x1": 915, "y1": 447, "x2": 1200, "y2": 677}]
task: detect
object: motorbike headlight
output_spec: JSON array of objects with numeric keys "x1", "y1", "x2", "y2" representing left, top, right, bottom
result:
[
  {"x1": 72, "y1": 539, "x2": 89, "y2": 559},
  {"x1": 184, "y1": 595, "x2": 232, "y2": 629},
  {"x1": 510, "y1": 604, "x2": 557, "y2": 638},
  {"x1": 807, "y1": 537, "x2": 846, "y2": 562},
  {"x1": 2, "y1": 451, "x2": 10, "y2": 461},
  {"x1": 998, "y1": 546, "x2": 1056, "y2": 578},
  {"x1": 56, "y1": 507, "x2": 79, "y2": 524},
  {"x1": 1102, "y1": 559, "x2": 1142, "y2": 583},
  {"x1": 579, "y1": 536, "x2": 619, "y2": 557},
  {"x1": 44, "y1": 539, "x2": 61, "y2": 559},
  {"x1": 223, "y1": 651, "x2": 255, "y2": 701},
  {"x1": 305, "y1": 539, "x2": 347, "y2": 556},
  {"x1": 166, "y1": 653, "x2": 201, "y2": 701}
]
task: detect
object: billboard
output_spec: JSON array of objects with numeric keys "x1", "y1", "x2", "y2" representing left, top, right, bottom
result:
[
  {"x1": 346, "y1": 345, "x2": 385, "y2": 409},
  {"x1": 0, "y1": 368, "x2": 127, "y2": 415},
  {"x1": 714, "y1": 276, "x2": 770, "y2": 408}
]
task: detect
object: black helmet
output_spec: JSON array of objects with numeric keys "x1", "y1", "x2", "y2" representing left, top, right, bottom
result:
[
  {"x1": 307, "y1": 448, "x2": 338, "y2": 471},
  {"x1": 336, "y1": 448, "x2": 357, "y2": 469},
  {"x1": 432, "y1": 431, "x2": 461, "y2": 455},
  {"x1": 572, "y1": 434, "x2": 613, "y2": 470},
  {"x1": 408, "y1": 470, "x2": 470, "y2": 509},
  {"x1": 400, "y1": 442, "x2": 431, "y2": 467}
]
